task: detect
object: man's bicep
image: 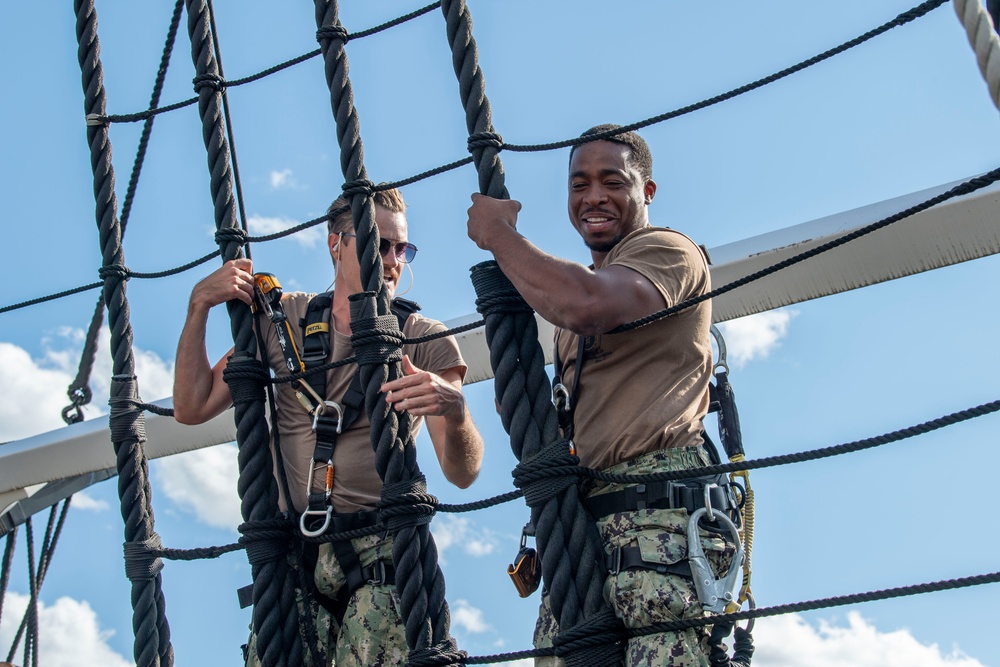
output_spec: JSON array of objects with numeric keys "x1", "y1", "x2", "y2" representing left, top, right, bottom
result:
[{"x1": 593, "y1": 264, "x2": 667, "y2": 329}]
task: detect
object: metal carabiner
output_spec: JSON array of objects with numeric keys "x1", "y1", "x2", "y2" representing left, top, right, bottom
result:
[
  {"x1": 312, "y1": 400, "x2": 343, "y2": 433},
  {"x1": 710, "y1": 324, "x2": 730, "y2": 376},
  {"x1": 299, "y1": 506, "x2": 332, "y2": 537},
  {"x1": 687, "y1": 506, "x2": 745, "y2": 614},
  {"x1": 552, "y1": 382, "x2": 571, "y2": 413}
]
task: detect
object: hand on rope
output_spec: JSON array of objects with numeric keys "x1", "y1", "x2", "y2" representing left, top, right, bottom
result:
[
  {"x1": 466, "y1": 193, "x2": 522, "y2": 251},
  {"x1": 382, "y1": 355, "x2": 464, "y2": 418},
  {"x1": 189, "y1": 258, "x2": 255, "y2": 312}
]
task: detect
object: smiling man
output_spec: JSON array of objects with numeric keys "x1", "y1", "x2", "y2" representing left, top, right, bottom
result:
[
  {"x1": 174, "y1": 187, "x2": 484, "y2": 666},
  {"x1": 467, "y1": 125, "x2": 736, "y2": 666}
]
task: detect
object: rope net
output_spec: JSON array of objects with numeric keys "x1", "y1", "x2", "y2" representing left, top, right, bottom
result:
[{"x1": 1, "y1": 1, "x2": 998, "y2": 665}]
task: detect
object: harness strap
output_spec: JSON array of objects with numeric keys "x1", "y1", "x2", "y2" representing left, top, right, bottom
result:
[
  {"x1": 606, "y1": 545, "x2": 693, "y2": 578},
  {"x1": 583, "y1": 474, "x2": 738, "y2": 520}
]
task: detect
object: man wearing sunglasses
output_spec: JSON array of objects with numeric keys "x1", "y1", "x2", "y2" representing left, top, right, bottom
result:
[{"x1": 174, "y1": 187, "x2": 484, "y2": 666}]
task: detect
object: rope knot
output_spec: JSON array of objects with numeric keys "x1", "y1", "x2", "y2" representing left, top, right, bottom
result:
[
  {"x1": 222, "y1": 354, "x2": 269, "y2": 406},
  {"x1": 554, "y1": 608, "x2": 626, "y2": 665},
  {"x1": 407, "y1": 638, "x2": 468, "y2": 667},
  {"x1": 378, "y1": 477, "x2": 438, "y2": 532},
  {"x1": 316, "y1": 25, "x2": 350, "y2": 44},
  {"x1": 98, "y1": 264, "x2": 131, "y2": 282},
  {"x1": 192, "y1": 72, "x2": 226, "y2": 93},
  {"x1": 341, "y1": 179, "x2": 376, "y2": 198},
  {"x1": 467, "y1": 131, "x2": 504, "y2": 153},
  {"x1": 470, "y1": 261, "x2": 533, "y2": 316},
  {"x1": 238, "y1": 517, "x2": 294, "y2": 567},
  {"x1": 123, "y1": 534, "x2": 165, "y2": 582},
  {"x1": 108, "y1": 375, "x2": 147, "y2": 442},
  {"x1": 214, "y1": 227, "x2": 248, "y2": 246},
  {"x1": 512, "y1": 439, "x2": 581, "y2": 508}
]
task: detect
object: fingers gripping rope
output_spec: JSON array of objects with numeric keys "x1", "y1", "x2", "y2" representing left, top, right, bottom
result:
[{"x1": 954, "y1": 0, "x2": 1000, "y2": 110}]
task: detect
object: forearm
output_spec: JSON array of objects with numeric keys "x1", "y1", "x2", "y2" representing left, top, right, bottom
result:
[
  {"x1": 437, "y1": 406, "x2": 483, "y2": 489},
  {"x1": 173, "y1": 302, "x2": 221, "y2": 424}
]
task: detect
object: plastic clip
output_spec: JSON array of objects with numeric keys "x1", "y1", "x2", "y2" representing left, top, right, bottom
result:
[{"x1": 507, "y1": 526, "x2": 541, "y2": 598}]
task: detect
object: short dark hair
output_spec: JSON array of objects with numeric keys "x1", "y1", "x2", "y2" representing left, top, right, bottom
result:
[
  {"x1": 326, "y1": 186, "x2": 406, "y2": 235},
  {"x1": 569, "y1": 124, "x2": 653, "y2": 181}
]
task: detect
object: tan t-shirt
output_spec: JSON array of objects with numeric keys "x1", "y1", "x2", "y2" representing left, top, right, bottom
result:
[
  {"x1": 555, "y1": 226, "x2": 712, "y2": 470},
  {"x1": 262, "y1": 292, "x2": 466, "y2": 514}
]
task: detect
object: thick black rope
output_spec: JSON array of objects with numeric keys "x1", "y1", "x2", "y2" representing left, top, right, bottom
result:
[
  {"x1": 92, "y1": 2, "x2": 442, "y2": 126},
  {"x1": 183, "y1": 1, "x2": 301, "y2": 664},
  {"x1": 440, "y1": 1, "x2": 620, "y2": 664},
  {"x1": 62, "y1": 0, "x2": 185, "y2": 426},
  {"x1": 314, "y1": 2, "x2": 459, "y2": 663},
  {"x1": 0, "y1": 527, "x2": 14, "y2": 633},
  {"x1": 74, "y1": 3, "x2": 173, "y2": 665}
]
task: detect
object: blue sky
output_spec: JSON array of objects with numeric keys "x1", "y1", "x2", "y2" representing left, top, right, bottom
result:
[{"x1": 2, "y1": 1, "x2": 999, "y2": 665}]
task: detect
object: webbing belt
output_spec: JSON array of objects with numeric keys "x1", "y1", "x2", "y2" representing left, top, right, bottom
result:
[{"x1": 583, "y1": 475, "x2": 738, "y2": 520}]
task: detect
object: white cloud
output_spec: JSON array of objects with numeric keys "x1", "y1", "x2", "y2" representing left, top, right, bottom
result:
[
  {"x1": 152, "y1": 443, "x2": 241, "y2": 531},
  {"x1": 0, "y1": 327, "x2": 175, "y2": 443},
  {"x1": 248, "y1": 214, "x2": 324, "y2": 248},
  {"x1": 716, "y1": 309, "x2": 796, "y2": 369},
  {"x1": 70, "y1": 491, "x2": 109, "y2": 512},
  {"x1": 430, "y1": 515, "x2": 498, "y2": 564},
  {"x1": 269, "y1": 168, "x2": 296, "y2": 190},
  {"x1": 0, "y1": 592, "x2": 132, "y2": 667},
  {"x1": 450, "y1": 599, "x2": 489, "y2": 634},
  {"x1": 752, "y1": 612, "x2": 985, "y2": 667}
]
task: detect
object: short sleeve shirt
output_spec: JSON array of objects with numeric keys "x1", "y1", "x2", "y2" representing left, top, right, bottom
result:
[
  {"x1": 262, "y1": 293, "x2": 466, "y2": 513},
  {"x1": 554, "y1": 226, "x2": 712, "y2": 470}
]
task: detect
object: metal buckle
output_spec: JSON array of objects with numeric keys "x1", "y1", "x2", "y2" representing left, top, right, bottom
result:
[
  {"x1": 312, "y1": 400, "x2": 343, "y2": 433},
  {"x1": 367, "y1": 560, "x2": 387, "y2": 586},
  {"x1": 687, "y1": 507, "x2": 745, "y2": 614},
  {"x1": 299, "y1": 506, "x2": 332, "y2": 538},
  {"x1": 634, "y1": 483, "x2": 647, "y2": 511},
  {"x1": 608, "y1": 546, "x2": 622, "y2": 575},
  {"x1": 703, "y1": 483, "x2": 718, "y2": 522},
  {"x1": 553, "y1": 382, "x2": 571, "y2": 412}
]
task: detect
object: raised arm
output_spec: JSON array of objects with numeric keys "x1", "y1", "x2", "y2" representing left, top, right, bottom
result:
[
  {"x1": 173, "y1": 258, "x2": 254, "y2": 425},
  {"x1": 466, "y1": 194, "x2": 665, "y2": 336},
  {"x1": 381, "y1": 355, "x2": 483, "y2": 488}
]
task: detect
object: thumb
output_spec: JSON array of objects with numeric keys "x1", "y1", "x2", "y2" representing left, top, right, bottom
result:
[{"x1": 401, "y1": 354, "x2": 420, "y2": 376}]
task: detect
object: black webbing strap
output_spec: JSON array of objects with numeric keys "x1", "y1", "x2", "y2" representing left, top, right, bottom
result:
[
  {"x1": 552, "y1": 332, "x2": 586, "y2": 439},
  {"x1": 605, "y1": 545, "x2": 693, "y2": 578},
  {"x1": 709, "y1": 370, "x2": 745, "y2": 460},
  {"x1": 300, "y1": 292, "x2": 333, "y2": 398},
  {"x1": 583, "y1": 475, "x2": 736, "y2": 520}
]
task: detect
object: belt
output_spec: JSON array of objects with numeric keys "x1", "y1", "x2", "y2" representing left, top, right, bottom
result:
[{"x1": 584, "y1": 476, "x2": 738, "y2": 520}]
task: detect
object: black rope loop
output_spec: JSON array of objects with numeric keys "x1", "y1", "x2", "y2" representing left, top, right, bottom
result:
[
  {"x1": 377, "y1": 477, "x2": 438, "y2": 532},
  {"x1": 238, "y1": 518, "x2": 293, "y2": 567},
  {"x1": 553, "y1": 607, "x2": 625, "y2": 665},
  {"x1": 341, "y1": 178, "x2": 376, "y2": 198},
  {"x1": 316, "y1": 25, "x2": 349, "y2": 44},
  {"x1": 407, "y1": 637, "x2": 468, "y2": 667},
  {"x1": 192, "y1": 72, "x2": 226, "y2": 92},
  {"x1": 511, "y1": 439, "x2": 581, "y2": 508},
  {"x1": 222, "y1": 354, "x2": 269, "y2": 405},
  {"x1": 467, "y1": 131, "x2": 504, "y2": 153},
  {"x1": 122, "y1": 535, "x2": 165, "y2": 582},
  {"x1": 97, "y1": 264, "x2": 131, "y2": 282},
  {"x1": 214, "y1": 226, "x2": 248, "y2": 246},
  {"x1": 108, "y1": 375, "x2": 148, "y2": 442},
  {"x1": 350, "y1": 314, "x2": 405, "y2": 366},
  {"x1": 470, "y1": 260, "x2": 533, "y2": 316}
]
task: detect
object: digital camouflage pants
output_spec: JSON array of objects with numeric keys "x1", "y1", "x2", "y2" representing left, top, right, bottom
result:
[
  {"x1": 245, "y1": 532, "x2": 404, "y2": 667},
  {"x1": 533, "y1": 446, "x2": 735, "y2": 667}
]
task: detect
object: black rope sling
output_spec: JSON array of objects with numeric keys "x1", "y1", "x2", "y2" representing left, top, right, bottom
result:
[
  {"x1": 312, "y1": 2, "x2": 463, "y2": 665},
  {"x1": 73, "y1": 2, "x2": 174, "y2": 664},
  {"x1": 182, "y1": 1, "x2": 302, "y2": 665},
  {"x1": 439, "y1": 1, "x2": 624, "y2": 664}
]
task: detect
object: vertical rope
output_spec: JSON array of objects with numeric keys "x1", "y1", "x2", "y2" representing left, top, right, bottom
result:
[
  {"x1": 73, "y1": 2, "x2": 173, "y2": 665},
  {"x1": 182, "y1": 1, "x2": 301, "y2": 665},
  {"x1": 441, "y1": 1, "x2": 622, "y2": 663},
  {"x1": 954, "y1": 0, "x2": 1000, "y2": 110},
  {"x1": 312, "y1": 4, "x2": 462, "y2": 665}
]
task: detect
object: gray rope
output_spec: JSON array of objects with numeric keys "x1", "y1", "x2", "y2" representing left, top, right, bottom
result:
[
  {"x1": 182, "y1": 0, "x2": 301, "y2": 664},
  {"x1": 73, "y1": 3, "x2": 173, "y2": 664}
]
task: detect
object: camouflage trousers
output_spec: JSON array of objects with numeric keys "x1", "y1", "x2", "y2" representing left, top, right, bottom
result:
[
  {"x1": 533, "y1": 446, "x2": 735, "y2": 667},
  {"x1": 245, "y1": 532, "x2": 404, "y2": 667}
]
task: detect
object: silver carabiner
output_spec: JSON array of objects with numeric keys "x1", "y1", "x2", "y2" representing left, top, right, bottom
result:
[
  {"x1": 710, "y1": 324, "x2": 730, "y2": 375},
  {"x1": 687, "y1": 506, "x2": 745, "y2": 614},
  {"x1": 553, "y1": 382, "x2": 571, "y2": 413},
  {"x1": 299, "y1": 506, "x2": 332, "y2": 538},
  {"x1": 312, "y1": 400, "x2": 343, "y2": 433}
]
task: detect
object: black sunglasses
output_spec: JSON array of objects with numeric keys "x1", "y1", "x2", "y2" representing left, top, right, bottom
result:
[{"x1": 341, "y1": 233, "x2": 418, "y2": 263}]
